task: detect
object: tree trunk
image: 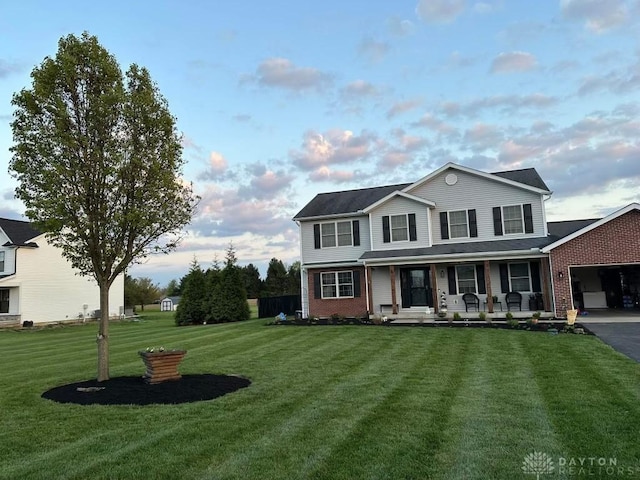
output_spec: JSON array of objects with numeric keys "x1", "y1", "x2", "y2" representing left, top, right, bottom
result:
[{"x1": 97, "y1": 281, "x2": 110, "y2": 381}]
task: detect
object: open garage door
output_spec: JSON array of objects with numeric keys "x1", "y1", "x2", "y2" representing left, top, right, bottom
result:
[{"x1": 570, "y1": 264, "x2": 640, "y2": 312}]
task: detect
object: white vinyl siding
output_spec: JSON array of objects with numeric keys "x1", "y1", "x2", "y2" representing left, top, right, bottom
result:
[
  {"x1": 391, "y1": 215, "x2": 408, "y2": 242},
  {"x1": 321, "y1": 271, "x2": 353, "y2": 299},
  {"x1": 503, "y1": 205, "x2": 524, "y2": 234},
  {"x1": 449, "y1": 210, "x2": 469, "y2": 238},
  {"x1": 407, "y1": 169, "x2": 544, "y2": 244},
  {"x1": 369, "y1": 197, "x2": 430, "y2": 251}
]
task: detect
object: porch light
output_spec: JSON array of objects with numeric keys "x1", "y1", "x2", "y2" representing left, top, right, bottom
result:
[
  {"x1": 440, "y1": 269, "x2": 445, "y2": 278},
  {"x1": 558, "y1": 271, "x2": 564, "y2": 279}
]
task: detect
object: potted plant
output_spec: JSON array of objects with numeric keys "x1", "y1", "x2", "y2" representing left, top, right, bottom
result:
[{"x1": 139, "y1": 347, "x2": 187, "y2": 384}]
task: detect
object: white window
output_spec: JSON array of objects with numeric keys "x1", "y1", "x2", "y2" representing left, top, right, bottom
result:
[
  {"x1": 509, "y1": 263, "x2": 531, "y2": 291},
  {"x1": 0, "y1": 251, "x2": 4, "y2": 272},
  {"x1": 390, "y1": 215, "x2": 408, "y2": 242},
  {"x1": 0, "y1": 289, "x2": 8, "y2": 314},
  {"x1": 449, "y1": 210, "x2": 469, "y2": 239},
  {"x1": 321, "y1": 271, "x2": 354, "y2": 298},
  {"x1": 336, "y1": 221, "x2": 353, "y2": 246},
  {"x1": 503, "y1": 205, "x2": 524, "y2": 234},
  {"x1": 321, "y1": 221, "x2": 352, "y2": 248},
  {"x1": 456, "y1": 265, "x2": 477, "y2": 294}
]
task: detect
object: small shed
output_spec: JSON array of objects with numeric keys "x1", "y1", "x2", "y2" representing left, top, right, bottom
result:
[{"x1": 160, "y1": 296, "x2": 181, "y2": 312}]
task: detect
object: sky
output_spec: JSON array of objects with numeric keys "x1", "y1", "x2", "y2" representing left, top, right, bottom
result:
[{"x1": 1, "y1": 0, "x2": 639, "y2": 287}]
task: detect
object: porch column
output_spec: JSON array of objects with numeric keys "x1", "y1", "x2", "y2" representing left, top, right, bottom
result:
[
  {"x1": 389, "y1": 266, "x2": 398, "y2": 314},
  {"x1": 484, "y1": 260, "x2": 494, "y2": 313},
  {"x1": 366, "y1": 266, "x2": 374, "y2": 314},
  {"x1": 541, "y1": 257, "x2": 552, "y2": 312},
  {"x1": 430, "y1": 264, "x2": 439, "y2": 313}
]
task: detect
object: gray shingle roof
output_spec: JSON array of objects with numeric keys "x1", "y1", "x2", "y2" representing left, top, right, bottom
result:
[
  {"x1": 293, "y1": 166, "x2": 549, "y2": 220},
  {"x1": 359, "y1": 237, "x2": 554, "y2": 261},
  {"x1": 0, "y1": 218, "x2": 41, "y2": 246},
  {"x1": 547, "y1": 219, "x2": 599, "y2": 240},
  {"x1": 293, "y1": 183, "x2": 411, "y2": 220},
  {"x1": 491, "y1": 168, "x2": 550, "y2": 191}
]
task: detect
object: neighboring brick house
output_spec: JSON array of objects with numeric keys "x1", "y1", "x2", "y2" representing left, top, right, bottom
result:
[
  {"x1": 293, "y1": 163, "x2": 640, "y2": 320},
  {"x1": 543, "y1": 203, "x2": 640, "y2": 317},
  {"x1": 0, "y1": 217, "x2": 124, "y2": 326}
]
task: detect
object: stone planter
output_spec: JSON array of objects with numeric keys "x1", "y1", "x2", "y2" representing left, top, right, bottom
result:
[
  {"x1": 139, "y1": 350, "x2": 187, "y2": 384},
  {"x1": 566, "y1": 309, "x2": 578, "y2": 325}
]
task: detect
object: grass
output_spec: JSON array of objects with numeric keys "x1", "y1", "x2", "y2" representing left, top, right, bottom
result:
[{"x1": 1, "y1": 314, "x2": 639, "y2": 480}]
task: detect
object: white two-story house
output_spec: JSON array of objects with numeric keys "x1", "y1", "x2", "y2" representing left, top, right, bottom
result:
[
  {"x1": 293, "y1": 162, "x2": 556, "y2": 319},
  {"x1": 0, "y1": 217, "x2": 124, "y2": 326}
]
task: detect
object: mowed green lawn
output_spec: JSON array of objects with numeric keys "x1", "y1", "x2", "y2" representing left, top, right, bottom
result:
[{"x1": 1, "y1": 314, "x2": 639, "y2": 480}]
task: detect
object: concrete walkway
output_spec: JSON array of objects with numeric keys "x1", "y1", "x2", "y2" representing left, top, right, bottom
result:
[{"x1": 586, "y1": 323, "x2": 640, "y2": 363}]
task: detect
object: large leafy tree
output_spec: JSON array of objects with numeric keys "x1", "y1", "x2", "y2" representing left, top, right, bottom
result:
[{"x1": 9, "y1": 33, "x2": 197, "y2": 381}]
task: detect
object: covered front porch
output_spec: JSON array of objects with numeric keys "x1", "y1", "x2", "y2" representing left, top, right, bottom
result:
[{"x1": 364, "y1": 256, "x2": 554, "y2": 320}]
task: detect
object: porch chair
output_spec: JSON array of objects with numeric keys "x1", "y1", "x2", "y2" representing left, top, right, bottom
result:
[
  {"x1": 462, "y1": 293, "x2": 480, "y2": 312},
  {"x1": 505, "y1": 292, "x2": 522, "y2": 311}
]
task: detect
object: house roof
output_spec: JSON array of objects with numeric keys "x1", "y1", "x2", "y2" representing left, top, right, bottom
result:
[
  {"x1": 360, "y1": 237, "x2": 553, "y2": 262},
  {"x1": 293, "y1": 183, "x2": 411, "y2": 220},
  {"x1": 542, "y1": 203, "x2": 640, "y2": 252},
  {"x1": 547, "y1": 219, "x2": 599, "y2": 240},
  {"x1": 293, "y1": 163, "x2": 550, "y2": 220},
  {"x1": 491, "y1": 168, "x2": 550, "y2": 192},
  {"x1": 0, "y1": 218, "x2": 42, "y2": 246}
]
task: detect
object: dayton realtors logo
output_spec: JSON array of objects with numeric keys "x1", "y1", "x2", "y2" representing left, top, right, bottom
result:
[
  {"x1": 522, "y1": 451, "x2": 554, "y2": 479},
  {"x1": 522, "y1": 452, "x2": 640, "y2": 477}
]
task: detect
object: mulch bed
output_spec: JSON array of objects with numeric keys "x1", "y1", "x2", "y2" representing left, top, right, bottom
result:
[{"x1": 41, "y1": 374, "x2": 251, "y2": 406}]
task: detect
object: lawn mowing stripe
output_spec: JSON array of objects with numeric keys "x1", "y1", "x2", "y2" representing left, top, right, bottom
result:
[
  {"x1": 520, "y1": 334, "x2": 640, "y2": 467},
  {"x1": 436, "y1": 330, "x2": 568, "y2": 480},
  {"x1": 199, "y1": 329, "x2": 435, "y2": 479},
  {"x1": 293, "y1": 329, "x2": 474, "y2": 480}
]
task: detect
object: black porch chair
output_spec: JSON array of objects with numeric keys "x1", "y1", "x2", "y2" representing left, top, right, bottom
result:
[
  {"x1": 505, "y1": 292, "x2": 522, "y2": 311},
  {"x1": 462, "y1": 293, "x2": 480, "y2": 312}
]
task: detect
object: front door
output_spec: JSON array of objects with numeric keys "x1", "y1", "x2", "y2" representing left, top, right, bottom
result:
[{"x1": 400, "y1": 268, "x2": 433, "y2": 308}]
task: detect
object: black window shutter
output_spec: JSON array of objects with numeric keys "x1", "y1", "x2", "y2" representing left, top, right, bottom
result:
[
  {"x1": 353, "y1": 270, "x2": 361, "y2": 297},
  {"x1": 468, "y1": 209, "x2": 478, "y2": 238},
  {"x1": 313, "y1": 224, "x2": 321, "y2": 249},
  {"x1": 493, "y1": 207, "x2": 503, "y2": 236},
  {"x1": 440, "y1": 212, "x2": 449, "y2": 240},
  {"x1": 447, "y1": 266, "x2": 457, "y2": 295},
  {"x1": 523, "y1": 204, "x2": 534, "y2": 233},
  {"x1": 530, "y1": 261, "x2": 541, "y2": 292},
  {"x1": 313, "y1": 273, "x2": 321, "y2": 298},
  {"x1": 352, "y1": 220, "x2": 360, "y2": 246},
  {"x1": 499, "y1": 264, "x2": 509, "y2": 293},
  {"x1": 408, "y1": 214, "x2": 417, "y2": 241},
  {"x1": 476, "y1": 264, "x2": 486, "y2": 294},
  {"x1": 382, "y1": 216, "x2": 390, "y2": 243}
]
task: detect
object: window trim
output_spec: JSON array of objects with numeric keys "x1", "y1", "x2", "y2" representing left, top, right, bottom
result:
[
  {"x1": 320, "y1": 271, "x2": 354, "y2": 299},
  {"x1": 390, "y1": 214, "x2": 409, "y2": 243},
  {"x1": 319, "y1": 221, "x2": 353, "y2": 248},
  {"x1": 0, "y1": 251, "x2": 4, "y2": 272},
  {"x1": 508, "y1": 262, "x2": 531, "y2": 292},
  {"x1": 448, "y1": 209, "x2": 470, "y2": 239},
  {"x1": 501, "y1": 204, "x2": 524, "y2": 235},
  {"x1": 455, "y1": 265, "x2": 477, "y2": 294}
]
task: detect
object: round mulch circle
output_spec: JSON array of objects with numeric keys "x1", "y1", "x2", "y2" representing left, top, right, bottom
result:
[{"x1": 41, "y1": 374, "x2": 251, "y2": 406}]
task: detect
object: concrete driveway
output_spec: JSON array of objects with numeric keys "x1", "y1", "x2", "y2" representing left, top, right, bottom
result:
[{"x1": 585, "y1": 323, "x2": 640, "y2": 363}]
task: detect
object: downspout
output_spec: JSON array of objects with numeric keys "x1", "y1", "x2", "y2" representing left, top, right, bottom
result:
[
  {"x1": 364, "y1": 260, "x2": 370, "y2": 316},
  {"x1": 547, "y1": 250, "x2": 557, "y2": 317},
  {"x1": 295, "y1": 220, "x2": 307, "y2": 317}
]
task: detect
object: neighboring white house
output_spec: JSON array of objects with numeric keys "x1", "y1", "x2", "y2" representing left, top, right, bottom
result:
[{"x1": 0, "y1": 218, "x2": 124, "y2": 326}]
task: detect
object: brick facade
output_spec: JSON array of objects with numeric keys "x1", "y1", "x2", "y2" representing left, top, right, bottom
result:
[
  {"x1": 550, "y1": 210, "x2": 640, "y2": 316},
  {"x1": 307, "y1": 267, "x2": 368, "y2": 318}
]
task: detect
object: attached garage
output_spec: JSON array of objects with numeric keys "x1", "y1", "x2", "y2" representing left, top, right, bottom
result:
[{"x1": 543, "y1": 203, "x2": 640, "y2": 317}]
